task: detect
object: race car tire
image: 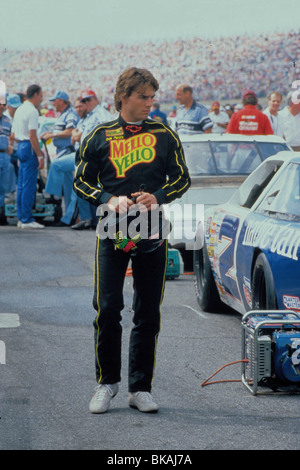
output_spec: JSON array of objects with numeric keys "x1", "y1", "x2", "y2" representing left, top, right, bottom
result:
[
  {"x1": 251, "y1": 252, "x2": 278, "y2": 310},
  {"x1": 193, "y1": 243, "x2": 222, "y2": 312}
]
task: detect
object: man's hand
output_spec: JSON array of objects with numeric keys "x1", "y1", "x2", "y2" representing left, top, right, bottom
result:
[
  {"x1": 107, "y1": 195, "x2": 135, "y2": 214},
  {"x1": 131, "y1": 191, "x2": 158, "y2": 212},
  {"x1": 40, "y1": 131, "x2": 53, "y2": 141}
]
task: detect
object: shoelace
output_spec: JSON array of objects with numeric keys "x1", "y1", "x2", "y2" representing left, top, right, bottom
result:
[
  {"x1": 93, "y1": 384, "x2": 114, "y2": 401},
  {"x1": 135, "y1": 392, "x2": 154, "y2": 402}
]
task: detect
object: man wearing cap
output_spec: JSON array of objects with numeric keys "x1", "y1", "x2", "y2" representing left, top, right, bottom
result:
[
  {"x1": 175, "y1": 83, "x2": 213, "y2": 135},
  {"x1": 149, "y1": 102, "x2": 168, "y2": 125},
  {"x1": 79, "y1": 89, "x2": 111, "y2": 141},
  {"x1": 209, "y1": 101, "x2": 229, "y2": 134},
  {"x1": 4, "y1": 94, "x2": 22, "y2": 179},
  {"x1": 11, "y1": 84, "x2": 45, "y2": 229},
  {"x1": 41, "y1": 91, "x2": 79, "y2": 213},
  {"x1": 224, "y1": 104, "x2": 234, "y2": 120},
  {"x1": 226, "y1": 90, "x2": 273, "y2": 135}
]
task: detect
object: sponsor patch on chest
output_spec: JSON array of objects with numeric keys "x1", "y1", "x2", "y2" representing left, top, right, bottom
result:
[{"x1": 109, "y1": 132, "x2": 157, "y2": 177}]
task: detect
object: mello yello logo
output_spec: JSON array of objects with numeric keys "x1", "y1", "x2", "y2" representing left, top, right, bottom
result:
[{"x1": 109, "y1": 133, "x2": 157, "y2": 178}]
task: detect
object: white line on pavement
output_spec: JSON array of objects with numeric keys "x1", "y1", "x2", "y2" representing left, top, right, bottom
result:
[
  {"x1": 0, "y1": 313, "x2": 20, "y2": 328},
  {"x1": 183, "y1": 304, "x2": 208, "y2": 319}
]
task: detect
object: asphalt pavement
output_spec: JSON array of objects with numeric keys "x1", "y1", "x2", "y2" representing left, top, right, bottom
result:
[{"x1": 1, "y1": 218, "x2": 300, "y2": 453}]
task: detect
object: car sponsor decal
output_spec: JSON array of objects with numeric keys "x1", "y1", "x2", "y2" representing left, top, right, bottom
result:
[
  {"x1": 242, "y1": 220, "x2": 300, "y2": 261},
  {"x1": 242, "y1": 276, "x2": 252, "y2": 307},
  {"x1": 283, "y1": 295, "x2": 300, "y2": 311}
]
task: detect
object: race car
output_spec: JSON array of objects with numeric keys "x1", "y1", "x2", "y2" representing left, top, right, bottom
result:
[
  {"x1": 167, "y1": 133, "x2": 291, "y2": 270},
  {"x1": 194, "y1": 151, "x2": 300, "y2": 314}
]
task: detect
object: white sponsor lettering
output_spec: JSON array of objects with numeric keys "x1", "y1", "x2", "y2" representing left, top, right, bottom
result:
[{"x1": 243, "y1": 221, "x2": 300, "y2": 260}]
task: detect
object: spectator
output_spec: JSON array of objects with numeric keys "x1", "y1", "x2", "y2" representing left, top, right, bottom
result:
[
  {"x1": 44, "y1": 97, "x2": 90, "y2": 227},
  {"x1": 263, "y1": 91, "x2": 285, "y2": 137},
  {"x1": 279, "y1": 90, "x2": 300, "y2": 151},
  {"x1": 0, "y1": 95, "x2": 14, "y2": 225},
  {"x1": 1, "y1": 30, "x2": 299, "y2": 105},
  {"x1": 209, "y1": 101, "x2": 229, "y2": 133},
  {"x1": 45, "y1": 105, "x2": 56, "y2": 118},
  {"x1": 224, "y1": 104, "x2": 234, "y2": 119},
  {"x1": 41, "y1": 90, "x2": 79, "y2": 212},
  {"x1": 149, "y1": 102, "x2": 168, "y2": 124},
  {"x1": 175, "y1": 83, "x2": 213, "y2": 134},
  {"x1": 226, "y1": 90, "x2": 274, "y2": 135},
  {"x1": 79, "y1": 89, "x2": 111, "y2": 141},
  {"x1": 11, "y1": 84, "x2": 45, "y2": 229},
  {"x1": 4, "y1": 94, "x2": 22, "y2": 180},
  {"x1": 168, "y1": 105, "x2": 177, "y2": 118},
  {"x1": 4, "y1": 94, "x2": 22, "y2": 122}
]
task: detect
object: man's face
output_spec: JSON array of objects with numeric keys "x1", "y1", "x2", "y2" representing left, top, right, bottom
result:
[
  {"x1": 36, "y1": 90, "x2": 43, "y2": 107},
  {"x1": 268, "y1": 94, "x2": 281, "y2": 114},
  {"x1": 52, "y1": 98, "x2": 63, "y2": 112},
  {"x1": 175, "y1": 87, "x2": 189, "y2": 105},
  {"x1": 75, "y1": 100, "x2": 88, "y2": 118},
  {"x1": 121, "y1": 85, "x2": 155, "y2": 122},
  {"x1": 0, "y1": 101, "x2": 6, "y2": 117},
  {"x1": 81, "y1": 96, "x2": 97, "y2": 113}
]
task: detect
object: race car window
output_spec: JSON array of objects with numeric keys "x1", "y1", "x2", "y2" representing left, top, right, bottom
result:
[
  {"x1": 209, "y1": 142, "x2": 261, "y2": 175},
  {"x1": 182, "y1": 142, "x2": 216, "y2": 175},
  {"x1": 226, "y1": 143, "x2": 261, "y2": 174},
  {"x1": 256, "y1": 162, "x2": 300, "y2": 221},
  {"x1": 257, "y1": 142, "x2": 290, "y2": 161},
  {"x1": 230, "y1": 160, "x2": 282, "y2": 208}
]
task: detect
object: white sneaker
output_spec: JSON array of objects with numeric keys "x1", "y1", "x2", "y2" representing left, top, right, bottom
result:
[
  {"x1": 21, "y1": 221, "x2": 45, "y2": 229},
  {"x1": 89, "y1": 383, "x2": 118, "y2": 414},
  {"x1": 128, "y1": 392, "x2": 159, "y2": 413},
  {"x1": 17, "y1": 220, "x2": 22, "y2": 228}
]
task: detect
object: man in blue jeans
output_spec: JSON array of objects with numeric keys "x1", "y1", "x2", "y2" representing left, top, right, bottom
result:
[
  {"x1": 11, "y1": 84, "x2": 45, "y2": 229},
  {"x1": 41, "y1": 91, "x2": 79, "y2": 219},
  {"x1": 0, "y1": 95, "x2": 13, "y2": 225}
]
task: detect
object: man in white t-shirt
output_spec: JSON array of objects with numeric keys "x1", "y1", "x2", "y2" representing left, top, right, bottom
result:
[
  {"x1": 209, "y1": 101, "x2": 229, "y2": 133},
  {"x1": 279, "y1": 90, "x2": 300, "y2": 150},
  {"x1": 263, "y1": 91, "x2": 285, "y2": 138},
  {"x1": 12, "y1": 84, "x2": 45, "y2": 229}
]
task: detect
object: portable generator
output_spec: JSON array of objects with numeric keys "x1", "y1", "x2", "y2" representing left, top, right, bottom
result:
[
  {"x1": 165, "y1": 248, "x2": 184, "y2": 279},
  {"x1": 241, "y1": 310, "x2": 300, "y2": 395}
]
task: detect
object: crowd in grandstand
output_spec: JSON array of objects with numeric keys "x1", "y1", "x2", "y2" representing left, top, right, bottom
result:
[
  {"x1": 2, "y1": 30, "x2": 299, "y2": 106},
  {"x1": 1, "y1": 29, "x2": 300, "y2": 228}
]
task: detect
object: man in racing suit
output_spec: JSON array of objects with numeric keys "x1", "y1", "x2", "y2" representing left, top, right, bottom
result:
[{"x1": 74, "y1": 67, "x2": 191, "y2": 414}]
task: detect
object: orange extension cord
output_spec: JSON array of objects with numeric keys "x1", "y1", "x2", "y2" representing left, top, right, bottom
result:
[{"x1": 201, "y1": 359, "x2": 249, "y2": 387}]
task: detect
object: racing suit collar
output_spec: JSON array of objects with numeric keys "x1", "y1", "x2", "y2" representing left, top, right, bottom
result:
[{"x1": 118, "y1": 114, "x2": 147, "y2": 131}]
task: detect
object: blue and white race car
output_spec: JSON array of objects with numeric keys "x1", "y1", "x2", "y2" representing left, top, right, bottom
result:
[{"x1": 194, "y1": 151, "x2": 300, "y2": 314}]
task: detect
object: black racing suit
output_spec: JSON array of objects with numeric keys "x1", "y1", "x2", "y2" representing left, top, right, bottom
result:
[{"x1": 74, "y1": 115, "x2": 191, "y2": 391}]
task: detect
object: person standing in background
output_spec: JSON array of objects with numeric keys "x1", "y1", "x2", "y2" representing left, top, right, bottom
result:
[
  {"x1": 11, "y1": 84, "x2": 45, "y2": 229},
  {"x1": 209, "y1": 101, "x2": 229, "y2": 133},
  {"x1": 279, "y1": 90, "x2": 300, "y2": 150},
  {"x1": 263, "y1": 91, "x2": 285, "y2": 137},
  {"x1": 175, "y1": 83, "x2": 213, "y2": 135}
]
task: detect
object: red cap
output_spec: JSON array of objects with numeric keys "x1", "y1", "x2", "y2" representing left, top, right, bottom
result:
[
  {"x1": 80, "y1": 89, "x2": 96, "y2": 101},
  {"x1": 242, "y1": 90, "x2": 256, "y2": 100},
  {"x1": 211, "y1": 101, "x2": 220, "y2": 109}
]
